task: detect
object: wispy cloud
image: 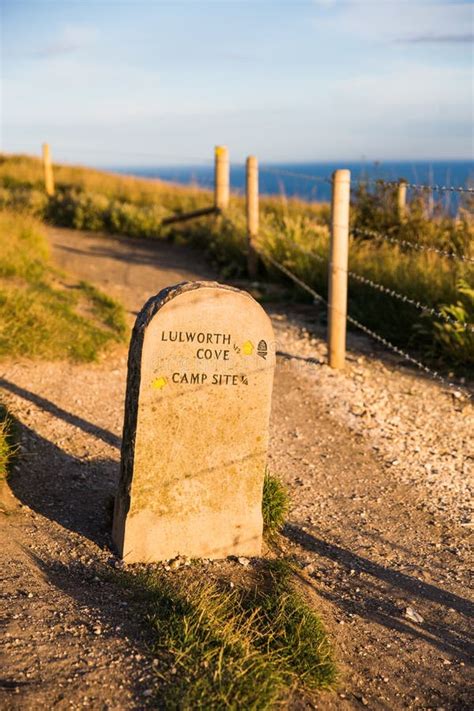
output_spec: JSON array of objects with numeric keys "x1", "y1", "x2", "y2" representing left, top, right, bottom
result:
[
  {"x1": 34, "y1": 25, "x2": 99, "y2": 58},
  {"x1": 312, "y1": 1, "x2": 473, "y2": 43},
  {"x1": 397, "y1": 33, "x2": 474, "y2": 44}
]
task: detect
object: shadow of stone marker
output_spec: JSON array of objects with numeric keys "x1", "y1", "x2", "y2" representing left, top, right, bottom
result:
[{"x1": 113, "y1": 281, "x2": 275, "y2": 563}]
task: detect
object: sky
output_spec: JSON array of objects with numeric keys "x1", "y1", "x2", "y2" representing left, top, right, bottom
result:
[{"x1": 0, "y1": 0, "x2": 473, "y2": 165}]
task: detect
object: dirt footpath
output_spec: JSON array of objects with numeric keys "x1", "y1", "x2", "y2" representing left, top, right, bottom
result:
[{"x1": 0, "y1": 227, "x2": 472, "y2": 710}]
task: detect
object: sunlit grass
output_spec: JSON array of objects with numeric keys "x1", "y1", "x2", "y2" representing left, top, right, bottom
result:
[
  {"x1": 114, "y1": 559, "x2": 335, "y2": 709},
  {"x1": 0, "y1": 403, "x2": 19, "y2": 515},
  {"x1": 0, "y1": 210, "x2": 127, "y2": 361},
  {"x1": 263, "y1": 470, "x2": 290, "y2": 538},
  {"x1": 0, "y1": 405, "x2": 16, "y2": 483}
]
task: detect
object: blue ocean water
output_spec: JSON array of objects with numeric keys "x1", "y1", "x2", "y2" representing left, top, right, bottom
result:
[{"x1": 114, "y1": 161, "x2": 473, "y2": 207}]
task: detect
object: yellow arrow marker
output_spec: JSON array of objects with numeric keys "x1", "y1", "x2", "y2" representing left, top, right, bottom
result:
[
  {"x1": 242, "y1": 340, "x2": 254, "y2": 355},
  {"x1": 152, "y1": 376, "x2": 167, "y2": 390}
]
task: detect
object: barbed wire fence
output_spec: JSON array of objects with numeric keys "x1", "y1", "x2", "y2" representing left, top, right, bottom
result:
[
  {"x1": 361, "y1": 179, "x2": 474, "y2": 194},
  {"x1": 39, "y1": 143, "x2": 473, "y2": 398},
  {"x1": 352, "y1": 227, "x2": 474, "y2": 264},
  {"x1": 280, "y1": 236, "x2": 473, "y2": 332},
  {"x1": 227, "y1": 161, "x2": 473, "y2": 400},
  {"x1": 258, "y1": 248, "x2": 470, "y2": 397}
]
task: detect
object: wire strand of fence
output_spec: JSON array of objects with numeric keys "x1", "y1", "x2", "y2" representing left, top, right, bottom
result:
[
  {"x1": 255, "y1": 247, "x2": 471, "y2": 399},
  {"x1": 344, "y1": 311, "x2": 471, "y2": 398},
  {"x1": 280, "y1": 237, "x2": 473, "y2": 331},
  {"x1": 353, "y1": 178, "x2": 474, "y2": 194},
  {"x1": 257, "y1": 252, "x2": 327, "y2": 305},
  {"x1": 259, "y1": 166, "x2": 331, "y2": 184},
  {"x1": 218, "y1": 210, "x2": 471, "y2": 398},
  {"x1": 345, "y1": 269, "x2": 474, "y2": 331},
  {"x1": 258, "y1": 170, "x2": 474, "y2": 194},
  {"x1": 352, "y1": 227, "x2": 474, "y2": 264}
]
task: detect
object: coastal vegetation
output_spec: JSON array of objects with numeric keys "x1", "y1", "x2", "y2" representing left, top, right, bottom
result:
[{"x1": 0, "y1": 153, "x2": 472, "y2": 371}]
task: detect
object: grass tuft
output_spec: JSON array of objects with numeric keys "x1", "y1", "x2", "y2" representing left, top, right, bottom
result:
[
  {"x1": 0, "y1": 404, "x2": 20, "y2": 514},
  {"x1": 262, "y1": 470, "x2": 290, "y2": 537},
  {"x1": 0, "y1": 405, "x2": 16, "y2": 481}
]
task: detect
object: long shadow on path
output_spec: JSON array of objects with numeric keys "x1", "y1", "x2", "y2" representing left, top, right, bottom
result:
[
  {"x1": 7, "y1": 414, "x2": 117, "y2": 549},
  {"x1": 0, "y1": 378, "x2": 121, "y2": 449},
  {"x1": 286, "y1": 523, "x2": 474, "y2": 664}
]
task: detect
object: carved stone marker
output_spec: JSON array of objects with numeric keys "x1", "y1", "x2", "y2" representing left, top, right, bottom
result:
[{"x1": 112, "y1": 281, "x2": 275, "y2": 563}]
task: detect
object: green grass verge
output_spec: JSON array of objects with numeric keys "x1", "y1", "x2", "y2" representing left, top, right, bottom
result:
[
  {"x1": 0, "y1": 210, "x2": 127, "y2": 361},
  {"x1": 117, "y1": 559, "x2": 335, "y2": 709},
  {"x1": 1, "y1": 153, "x2": 472, "y2": 370}
]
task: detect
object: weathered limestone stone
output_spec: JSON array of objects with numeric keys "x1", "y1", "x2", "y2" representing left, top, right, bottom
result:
[{"x1": 112, "y1": 281, "x2": 275, "y2": 563}]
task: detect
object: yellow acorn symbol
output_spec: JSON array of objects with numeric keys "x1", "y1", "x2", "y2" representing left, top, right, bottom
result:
[
  {"x1": 152, "y1": 376, "x2": 167, "y2": 390},
  {"x1": 242, "y1": 340, "x2": 254, "y2": 355}
]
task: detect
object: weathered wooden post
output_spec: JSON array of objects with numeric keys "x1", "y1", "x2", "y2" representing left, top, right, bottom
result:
[
  {"x1": 328, "y1": 169, "x2": 351, "y2": 369},
  {"x1": 246, "y1": 155, "x2": 259, "y2": 279},
  {"x1": 42, "y1": 143, "x2": 55, "y2": 196},
  {"x1": 397, "y1": 179, "x2": 407, "y2": 220},
  {"x1": 214, "y1": 145, "x2": 229, "y2": 210}
]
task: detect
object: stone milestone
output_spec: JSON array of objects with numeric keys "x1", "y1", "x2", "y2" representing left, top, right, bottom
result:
[{"x1": 112, "y1": 281, "x2": 275, "y2": 563}]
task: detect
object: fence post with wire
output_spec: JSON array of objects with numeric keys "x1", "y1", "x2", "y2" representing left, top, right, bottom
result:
[
  {"x1": 397, "y1": 179, "x2": 407, "y2": 220},
  {"x1": 214, "y1": 145, "x2": 230, "y2": 211},
  {"x1": 42, "y1": 142, "x2": 55, "y2": 197},
  {"x1": 328, "y1": 169, "x2": 351, "y2": 369},
  {"x1": 246, "y1": 155, "x2": 259, "y2": 279},
  {"x1": 33, "y1": 144, "x2": 472, "y2": 398}
]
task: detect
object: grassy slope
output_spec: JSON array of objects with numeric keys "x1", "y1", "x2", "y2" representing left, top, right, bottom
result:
[
  {"x1": 0, "y1": 209, "x2": 127, "y2": 362},
  {"x1": 0, "y1": 153, "x2": 472, "y2": 369}
]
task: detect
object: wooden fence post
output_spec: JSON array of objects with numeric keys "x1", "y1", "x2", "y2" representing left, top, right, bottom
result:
[
  {"x1": 214, "y1": 145, "x2": 229, "y2": 210},
  {"x1": 397, "y1": 179, "x2": 407, "y2": 220},
  {"x1": 42, "y1": 143, "x2": 55, "y2": 196},
  {"x1": 328, "y1": 169, "x2": 351, "y2": 369},
  {"x1": 246, "y1": 155, "x2": 259, "y2": 279}
]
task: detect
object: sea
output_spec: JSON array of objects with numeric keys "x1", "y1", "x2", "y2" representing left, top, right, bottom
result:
[{"x1": 112, "y1": 161, "x2": 473, "y2": 209}]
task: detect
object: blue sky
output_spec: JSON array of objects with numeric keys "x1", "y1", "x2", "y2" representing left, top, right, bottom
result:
[{"x1": 1, "y1": 0, "x2": 473, "y2": 165}]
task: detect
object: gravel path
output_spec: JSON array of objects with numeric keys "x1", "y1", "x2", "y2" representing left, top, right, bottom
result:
[{"x1": 0, "y1": 227, "x2": 472, "y2": 710}]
